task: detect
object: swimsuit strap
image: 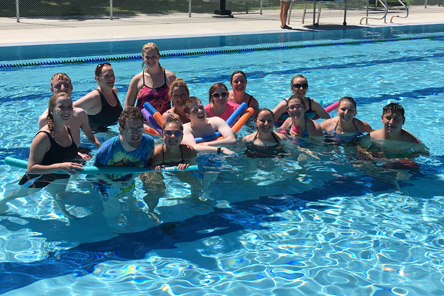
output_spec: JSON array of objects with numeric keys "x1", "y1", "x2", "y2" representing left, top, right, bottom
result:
[
  {"x1": 352, "y1": 118, "x2": 359, "y2": 131},
  {"x1": 142, "y1": 68, "x2": 166, "y2": 89},
  {"x1": 271, "y1": 132, "x2": 281, "y2": 144},
  {"x1": 161, "y1": 144, "x2": 165, "y2": 165},
  {"x1": 37, "y1": 127, "x2": 73, "y2": 146},
  {"x1": 307, "y1": 97, "x2": 312, "y2": 112},
  {"x1": 247, "y1": 95, "x2": 253, "y2": 107},
  {"x1": 142, "y1": 70, "x2": 148, "y2": 88}
]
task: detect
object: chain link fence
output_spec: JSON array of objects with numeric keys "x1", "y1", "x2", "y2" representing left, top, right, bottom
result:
[{"x1": 0, "y1": 0, "x2": 441, "y2": 21}]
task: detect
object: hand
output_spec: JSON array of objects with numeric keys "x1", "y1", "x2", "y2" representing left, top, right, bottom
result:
[
  {"x1": 177, "y1": 163, "x2": 190, "y2": 170},
  {"x1": 154, "y1": 165, "x2": 163, "y2": 172},
  {"x1": 59, "y1": 162, "x2": 83, "y2": 174},
  {"x1": 221, "y1": 147, "x2": 234, "y2": 155},
  {"x1": 78, "y1": 152, "x2": 92, "y2": 161}
]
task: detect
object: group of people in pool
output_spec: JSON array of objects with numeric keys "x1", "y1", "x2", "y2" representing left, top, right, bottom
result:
[{"x1": 0, "y1": 42, "x2": 427, "y2": 220}]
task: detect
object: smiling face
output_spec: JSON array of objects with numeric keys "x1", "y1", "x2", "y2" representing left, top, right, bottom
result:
[
  {"x1": 287, "y1": 97, "x2": 305, "y2": 119},
  {"x1": 187, "y1": 101, "x2": 206, "y2": 122},
  {"x1": 381, "y1": 111, "x2": 405, "y2": 134},
  {"x1": 171, "y1": 86, "x2": 189, "y2": 108},
  {"x1": 255, "y1": 110, "x2": 274, "y2": 134},
  {"x1": 119, "y1": 119, "x2": 144, "y2": 149},
  {"x1": 337, "y1": 100, "x2": 357, "y2": 122},
  {"x1": 51, "y1": 95, "x2": 73, "y2": 123},
  {"x1": 211, "y1": 86, "x2": 229, "y2": 106},
  {"x1": 290, "y1": 77, "x2": 308, "y2": 98},
  {"x1": 231, "y1": 73, "x2": 247, "y2": 93},
  {"x1": 96, "y1": 65, "x2": 115, "y2": 89},
  {"x1": 162, "y1": 122, "x2": 183, "y2": 147},
  {"x1": 50, "y1": 75, "x2": 73, "y2": 96},
  {"x1": 143, "y1": 48, "x2": 160, "y2": 68}
]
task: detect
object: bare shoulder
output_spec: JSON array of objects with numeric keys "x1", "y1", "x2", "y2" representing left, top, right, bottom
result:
[
  {"x1": 241, "y1": 132, "x2": 255, "y2": 143},
  {"x1": 355, "y1": 118, "x2": 373, "y2": 133},
  {"x1": 320, "y1": 117, "x2": 337, "y2": 130},
  {"x1": 401, "y1": 130, "x2": 421, "y2": 143},
  {"x1": 182, "y1": 144, "x2": 197, "y2": 158},
  {"x1": 370, "y1": 128, "x2": 385, "y2": 139},
  {"x1": 165, "y1": 69, "x2": 176, "y2": 84},
  {"x1": 275, "y1": 132, "x2": 288, "y2": 141}
]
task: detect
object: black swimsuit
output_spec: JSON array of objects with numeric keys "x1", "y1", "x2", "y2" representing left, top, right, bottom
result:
[
  {"x1": 161, "y1": 145, "x2": 185, "y2": 166},
  {"x1": 245, "y1": 132, "x2": 286, "y2": 158},
  {"x1": 19, "y1": 128, "x2": 78, "y2": 188},
  {"x1": 88, "y1": 89, "x2": 123, "y2": 132}
]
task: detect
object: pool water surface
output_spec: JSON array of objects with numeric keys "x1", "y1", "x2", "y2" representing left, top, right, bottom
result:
[{"x1": 1, "y1": 25, "x2": 444, "y2": 295}]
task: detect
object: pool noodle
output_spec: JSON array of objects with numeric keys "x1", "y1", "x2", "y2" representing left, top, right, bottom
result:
[
  {"x1": 141, "y1": 109, "x2": 162, "y2": 135},
  {"x1": 195, "y1": 102, "x2": 248, "y2": 143},
  {"x1": 143, "y1": 102, "x2": 166, "y2": 127},
  {"x1": 4, "y1": 157, "x2": 198, "y2": 174}
]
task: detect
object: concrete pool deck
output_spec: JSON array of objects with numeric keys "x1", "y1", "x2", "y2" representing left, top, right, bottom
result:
[{"x1": 0, "y1": 5, "x2": 443, "y2": 47}]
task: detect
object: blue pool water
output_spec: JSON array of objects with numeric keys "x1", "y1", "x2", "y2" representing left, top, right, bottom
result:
[{"x1": 1, "y1": 25, "x2": 444, "y2": 295}]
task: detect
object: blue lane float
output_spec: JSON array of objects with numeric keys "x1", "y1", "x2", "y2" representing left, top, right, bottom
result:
[{"x1": 4, "y1": 157, "x2": 198, "y2": 174}]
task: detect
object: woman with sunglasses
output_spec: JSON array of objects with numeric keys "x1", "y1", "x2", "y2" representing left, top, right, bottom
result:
[
  {"x1": 150, "y1": 118, "x2": 197, "y2": 171},
  {"x1": 204, "y1": 82, "x2": 240, "y2": 122},
  {"x1": 272, "y1": 75, "x2": 330, "y2": 127},
  {"x1": 278, "y1": 95, "x2": 324, "y2": 145},
  {"x1": 321, "y1": 96, "x2": 373, "y2": 144},
  {"x1": 74, "y1": 63, "x2": 123, "y2": 132},
  {"x1": 162, "y1": 78, "x2": 190, "y2": 124},
  {"x1": 228, "y1": 70, "x2": 259, "y2": 110},
  {"x1": 125, "y1": 42, "x2": 176, "y2": 114}
]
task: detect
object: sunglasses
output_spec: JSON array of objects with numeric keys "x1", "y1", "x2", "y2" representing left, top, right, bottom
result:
[
  {"x1": 292, "y1": 83, "x2": 308, "y2": 89},
  {"x1": 95, "y1": 62, "x2": 111, "y2": 76},
  {"x1": 212, "y1": 92, "x2": 228, "y2": 99},
  {"x1": 164, "y1": 130, "x2": 183, "y2": 137}
]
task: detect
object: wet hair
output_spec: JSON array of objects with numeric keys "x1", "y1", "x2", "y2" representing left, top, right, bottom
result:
[
  {"x1": 168, "y1": 78, "x2": 190, "y2": 99},
  {"x1": 141, "y1": 42, "x2": 161, "y2": 70},
  {"x1": 95, "y1": 62, "x2": 112, "y2": 77},
  {"x1": 230, "y1": 70, "x2": 247, "y2": 85},
  {"x1": 208, "y1": 82, "x2": 228, "y2": 103},
  {"x1": 46, "y1": 92, "x2": 70, "y2": 136},
  {"x1": 287, "y1": 94, "x2": 306, "y2": 109},
  {"x1": 254, "y1": 108, "x2": 274, "y2": 121},
  {"x1": 382, "y1": 102, "x2": 405, "y2": 117},
  {"x1": 118, "y1": 107, "x2": 144, "y2": 128},
  {"x1": 338, "y1": 96, "x2": 357, "y2": 110},
  {"x1": 290, "y1": 74, "x2": 308, "y2": 87},
  {"x1": 162, "y1": 117, "x2": 183, "y2": 133},
  {"x1": 184, "y1": 96, "x2": 201, "y2": 114},
  {"x1": 50, "y1": 73, "x2": 71, "y2": 88}
]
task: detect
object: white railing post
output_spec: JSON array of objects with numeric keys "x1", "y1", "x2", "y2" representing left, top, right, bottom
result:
[
  {"x1": 110, "y1": 0, "x2": 113, "y2": 20},
  {"x1": 16, "y1": 0, "x2": 20, "y2": 23}
]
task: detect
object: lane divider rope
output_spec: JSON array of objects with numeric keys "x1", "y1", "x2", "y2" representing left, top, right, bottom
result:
[{"x1": 1, "y1": 34, "x2": 443, "y2": 69}]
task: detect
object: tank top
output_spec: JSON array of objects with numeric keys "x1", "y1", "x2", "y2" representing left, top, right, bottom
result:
[
  {"x1": 88, "y1": 89, "x2": 123, "y2": 131},
  {"x1": 136, "y1": 69, "x2": 170, "y2": 114}
]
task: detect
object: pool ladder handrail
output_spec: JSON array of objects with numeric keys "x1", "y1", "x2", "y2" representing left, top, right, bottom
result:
[
  {"x1": 360, "y1": 0, "x2": 388, "y2": 24},
  {"x1": 389, "y1": 0, "x2": 409, "y2": 23}
]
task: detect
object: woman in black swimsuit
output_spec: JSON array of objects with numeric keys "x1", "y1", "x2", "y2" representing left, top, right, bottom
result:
[
  {"x1": 150, "y1": 118, "x2": 197, "y2": 170},
  {"x1": 1, "y1": 92, "x2": 82, "y2": 218},
  {"x1": 74, "y1": 63, "x2": 123, "y2": 132},
  {"x1": 242, "y1": 108, "x2": 288, "y2": 158}
]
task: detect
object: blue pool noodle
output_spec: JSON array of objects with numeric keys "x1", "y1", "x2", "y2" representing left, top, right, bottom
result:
[
  {"x1": 195, "y1": 102, "x2": 247, "y2": 143},
  {"x1": 4, "y1": 157, "x2": 198, "y2": 174}
]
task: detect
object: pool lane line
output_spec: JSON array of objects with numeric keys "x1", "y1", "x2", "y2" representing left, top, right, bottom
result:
[{"x1": 1, "y1": 34, "x2": 443, "y2": 69}]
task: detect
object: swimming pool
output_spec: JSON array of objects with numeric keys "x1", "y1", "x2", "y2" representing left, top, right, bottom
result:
[{"x1": 1, "y1": 25, "x2": 444, "y2": 295}]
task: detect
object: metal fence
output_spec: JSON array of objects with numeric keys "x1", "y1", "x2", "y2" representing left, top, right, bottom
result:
[{"x1": 1, "y1": 0, "x2": 441, "y2": 22}]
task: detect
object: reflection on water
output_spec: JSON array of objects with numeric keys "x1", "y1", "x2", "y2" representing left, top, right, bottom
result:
[{"x1": 1, "y1": 34, "x2": 444, "y2": 294}]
